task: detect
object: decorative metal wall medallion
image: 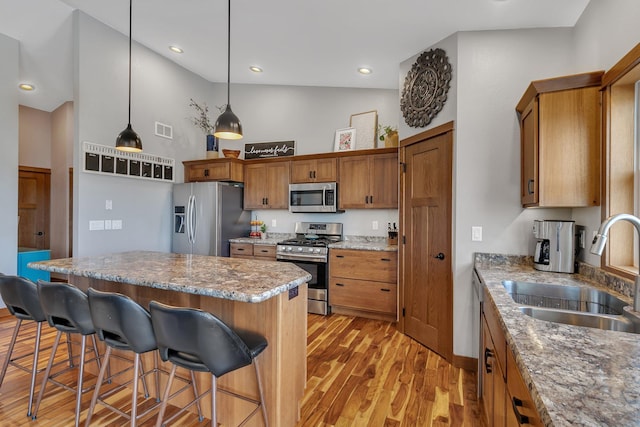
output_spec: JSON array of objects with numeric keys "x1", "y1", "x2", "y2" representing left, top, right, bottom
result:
[{"x1": 401, "y1": 48, "x2": 452, "y2": 128}]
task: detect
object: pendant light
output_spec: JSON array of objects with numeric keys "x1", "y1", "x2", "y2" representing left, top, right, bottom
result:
[
  {"x1": 213, "y1": 0, "x2": 243, "y2": 140},
  {"x1": 116, "y1": 0, "x2": 143, "y2": 152}
]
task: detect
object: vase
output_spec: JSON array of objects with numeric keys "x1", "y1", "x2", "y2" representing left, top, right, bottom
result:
[
  {"x1": 385, "y1": 132, "x2": 399, "y2": 148},
  {"x1": 206, "y1": 135, "x2": 219, "y2": 159}
]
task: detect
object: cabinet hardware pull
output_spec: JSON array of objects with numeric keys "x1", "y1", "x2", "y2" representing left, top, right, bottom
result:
[
  {"x1": 336, "y1": 255, "x2": 345, "y2": 258},
  {"x1": 260, "y1": 250, "x2": 268, "y2": 253},
  {"x1": 313, "y1": 171, "x2": 316, "y2": 178},
  {"x1": 335, "y1": 283, "x2": 345, "y2": 287},
  {"x1": 309, "y1": 171, "x2": 313, "y2": 179},
  {"x1": 204, "y1": 169, "x2": 210, "y2": 177},
  {"x1": 365, "y1": 195, "x2": 369, "y2": 204},
  {"x1": 237, "y1": 248, "x2": 245, "y2": 251},
  {"x1": 370, "y1": 195, "x2": 373, "y2": 203},
  {"x1": 434, "y1": 252, "x2": 445, "y2": 260},
  {"x1": 527, "y1": 179, "x2": 535, "y2": 195},
  {"x1": 380, "y1": 288, "x2": 391, "y2": 292},
  {"x1": 511, "y1": 397, "x2": 530, "y2": 425},
  {"x1": 381, "y1": 258, "x2": 391, "y2": 262},
  {"x1": 484, "y1": 348, "x2": 493, "y2": 373},
  {"x1": 265, "y1": 197, "x2": 268, "y2": 205}
]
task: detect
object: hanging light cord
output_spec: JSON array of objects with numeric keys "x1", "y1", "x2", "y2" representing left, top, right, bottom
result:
[
  {"x1": 226, "y1": 0, "x2": 231, "y2": 106},
  {"x1": 127, "y1": 0, "x2": 133, "y2": 125}
]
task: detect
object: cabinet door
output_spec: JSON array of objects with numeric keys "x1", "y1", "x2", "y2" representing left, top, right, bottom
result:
[
  {"x1": 481, "y1": 318, "x2": 496, "y2": 426},
  {"x1": 314, "y1": 158, "x2": 337, "y2": 182},
  {"x1": 264, "y1": 161, "x2": 290, "y2": 209},
  {"x1": 370, "y1": 153, "x2": 398, "y2": 208},
  {"x1": 290, "y1": 159, "x2": 315, "y2": 183},
  {"x1": 338, "y1": 155, "x2": 370, "y2": 208},
  {"x1": 244, "y1": 164, "x2": 267, "y2": 209},
  {"x1": 520, "y1": 97, "x2": 538, "y2": 206}
]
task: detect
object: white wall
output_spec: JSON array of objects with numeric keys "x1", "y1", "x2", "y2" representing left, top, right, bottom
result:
[
  {"x1": 0, "y1": 33, "x2": 19, "y2": 285},
  {"x1": 571, "y1": 0, "x2": 640, "y2": 267}
]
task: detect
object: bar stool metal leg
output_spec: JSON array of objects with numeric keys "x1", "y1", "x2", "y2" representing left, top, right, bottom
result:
[{"x1": 32, "y1": 330, "x2": 63, "y2": 420}]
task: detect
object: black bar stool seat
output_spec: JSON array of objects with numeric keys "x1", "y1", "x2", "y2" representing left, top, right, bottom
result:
[
  {"x1": 149, "y1": 300, "x2": 269, "y2": 427},
  {"x1": 0, "y1": 274, "x2": 48, "y2": 417},
  {"x1": 84, "y1": 288, "x2": 166, "y2": 426},
  {"x1": 32, "y1": 281, "x2": 103, "y2": 427}
]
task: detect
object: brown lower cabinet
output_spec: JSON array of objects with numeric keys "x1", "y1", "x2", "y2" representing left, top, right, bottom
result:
[
  {"x1": 230, "y1": 242, "x2": 276, "y2": 261},
  {"x1": 482, "y1": 288, "x2": 542, "y2": 426},
  {"x1": 329, "y1": 248, "x2": 397, "y2": 321}
]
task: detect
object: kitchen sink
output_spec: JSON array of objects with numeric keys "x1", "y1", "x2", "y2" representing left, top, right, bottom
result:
[
  {"x1": 502, "y1": 280, "x2": 627, "y2": 315},
  {"x1": 518, "y1": 307, "x2": 640, "y2": 333},
  {"x1": 502, "y1": 281, "x2": 640, "y2": 334}
]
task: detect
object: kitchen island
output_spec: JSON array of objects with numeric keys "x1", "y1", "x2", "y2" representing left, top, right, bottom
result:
[
  {"x1": 29, "y1": 250, "x2": 312, "y2": 427},
  {"x1": 475, "y1": 253, "x2": 640, "y2": 426}
]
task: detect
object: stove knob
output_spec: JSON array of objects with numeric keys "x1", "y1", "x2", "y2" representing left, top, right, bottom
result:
[
  {"x1": 287, "y1": 246, "x2": 292, "y2": 252},
  {"x1": 315, "y1": 248, "x2": 321, "y2": 253},
  {"x1": 297, "y1": 247, "x2": 303, "y2": 252},
  {"x1": 308, "y1": 248, "x2": 314, "y2": 253}
]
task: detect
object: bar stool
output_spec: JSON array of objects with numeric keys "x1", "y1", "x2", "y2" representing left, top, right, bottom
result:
[
  {"x1": 84, "y1": 287, "x2": 162, "y2": 426},
  {"x1": 0, "y1": 274, "x2": 48, "y2": 417},
  {"x1": 32, "y1": 281, "x2": 102, "y2": 427},
  {"x1": 149, "y1": 300, "x2": 269, "y2": 427}
]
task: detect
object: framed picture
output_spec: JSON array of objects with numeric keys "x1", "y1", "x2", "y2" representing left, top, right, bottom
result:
[
  {"x1": 334, "y1": 127, "x2": 357, "y2": 151},
  {"x1": 349, "y1": 110, "x2": 378, "y2": 149}
]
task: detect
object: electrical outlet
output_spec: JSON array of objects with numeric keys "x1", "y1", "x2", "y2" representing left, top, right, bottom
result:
[
  {"x1": 372, "y1": 221, "x2": 379, "y2": 230},
  {"x1": 104, "y1": 220, "x2": 112, "y2": 230},
  {"x1": 271, "y1": 219, "x2": 277, "y2": 228},
  {"x1": 112, "y1": 220, "x2": 123, "y2": 230},
  {"x1": 471, "y1": 226, "x2": 482, "y2": 242},
  {"x1": 89, "y1": 220, "x2": 104, "y2": 231}
]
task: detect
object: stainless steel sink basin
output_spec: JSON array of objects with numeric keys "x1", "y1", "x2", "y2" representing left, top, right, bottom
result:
[
  {"x1": 502, "y1": 281, "x2": 640, "y2": 334},
  {"x1": 502, "y1": 280, "x2": 627, "y2": 315},
  {"x1": 518, "y1": 307, "x2": 640, "y2": 333}
]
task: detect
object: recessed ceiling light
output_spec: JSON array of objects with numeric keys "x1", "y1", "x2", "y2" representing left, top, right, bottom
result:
[
  {"x1": 19, "y1": 83, "x2": 35, "y2": 91},
  {"x1": 249, "y1": 66, "x2": 263, "y2": 73},
  {"x1": 358, "y1": 67, "x2": 372, "y2": 75},
  {"x1": 169, "y1": 45, "x2": 183, "y2": 54}
]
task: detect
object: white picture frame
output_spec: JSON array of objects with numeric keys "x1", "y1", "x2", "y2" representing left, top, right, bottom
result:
[{"x1": 334, "y1": 127, "x2": 357, "y2": 152}]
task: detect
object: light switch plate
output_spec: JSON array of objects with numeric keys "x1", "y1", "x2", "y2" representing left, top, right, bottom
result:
[
  {"x1": 89, "y1": 220, "x2": 104, "y2": 231},
  {"x1": 471, "y1": 226, "x2": 482, "y2": 242},
  {"x1": 112, "y1": 220, "x2": 123, "y2": 230}
]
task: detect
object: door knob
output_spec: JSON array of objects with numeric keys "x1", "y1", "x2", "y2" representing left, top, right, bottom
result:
[
  {"x1": 35, "y1": 231, "x2": 44, "y2": 236},
  {"x1": 434, "y1": 252, "x2": 445, "y2": 260}
]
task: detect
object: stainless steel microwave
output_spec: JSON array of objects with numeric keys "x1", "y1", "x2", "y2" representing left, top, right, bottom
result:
[{"x1": 289, "y1": 182, "x2": 341, "y2": 213}]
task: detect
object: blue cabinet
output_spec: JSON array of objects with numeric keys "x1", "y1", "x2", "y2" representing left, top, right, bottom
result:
[{"x1": 17, "y1": 248, "x2": 50, "y2": 282}]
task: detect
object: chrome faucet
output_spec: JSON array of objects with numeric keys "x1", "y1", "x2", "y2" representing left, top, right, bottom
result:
[{"x1": 590, "y1": 213, "x2": 640, "y2": 311}]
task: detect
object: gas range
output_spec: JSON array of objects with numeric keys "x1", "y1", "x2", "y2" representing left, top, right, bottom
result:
[
  {"x1": 276, "y1": 222, "x2": 343, "y2": 316},
  {"x1": 276, "y1": 222, "x2": 343, "y2": 263}
]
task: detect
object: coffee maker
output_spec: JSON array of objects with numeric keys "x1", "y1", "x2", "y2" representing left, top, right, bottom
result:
[{"x1": 533, "y1": 220, "x2": 580, "y2": 273}]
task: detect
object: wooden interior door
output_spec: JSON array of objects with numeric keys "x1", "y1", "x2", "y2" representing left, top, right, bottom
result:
[
  {"x1": 18, "y1": 166, "x2": 51, "y2": 250},
  {"x1": 400, "y1": 122, "x2": 453, "y2": 361}
]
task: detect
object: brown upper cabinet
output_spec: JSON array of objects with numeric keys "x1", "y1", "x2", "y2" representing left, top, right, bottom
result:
[
  {"x1": 516, "y1": 71, "x2": 603, "y2": 207},
  {"x1": 244, "y1": 159, "x2": 290, "y2": 209},
  {"x1": 290, "y1": 158, "x2": 337, "y2": 183},
  {"x1": 182, "y1": 158, "x2": 244, "y2": 183},
  {"x1": 338, "y1": 152, "x2": 398, "y2": 209}
]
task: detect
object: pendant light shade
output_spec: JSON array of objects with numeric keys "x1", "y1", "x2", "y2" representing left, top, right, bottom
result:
[
  {"x1": 116, "y1": 0, "x2": 142, "y2": 152},
  {"x1": 213, "y1": 0, "x2": 243, "y2": 140}
]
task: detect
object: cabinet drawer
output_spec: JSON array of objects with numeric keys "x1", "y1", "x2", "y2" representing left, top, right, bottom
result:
[
  {"x1": 330, "y1": 278, "x2": 397, "y2": 314},
  {"x1": 483, "y1": 289, "x2": 506, "y2": 379},
  {"x1": 330, "y1": 249, "x2": 397, "y2": 283},
  {"x1": 507, "y1": 349, "x2": 542, "y2": 426},
  {"x1": 230, "y1": 243, "x2": 253, "y2": 257},
  {"x1": 253, "y1": 245, "x2": 276, "y2": 259}
]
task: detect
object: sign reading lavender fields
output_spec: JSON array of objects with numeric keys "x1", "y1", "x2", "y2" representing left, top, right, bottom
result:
[{"x1": 244, "y1": 141, "x2": 295, "y2": 159}]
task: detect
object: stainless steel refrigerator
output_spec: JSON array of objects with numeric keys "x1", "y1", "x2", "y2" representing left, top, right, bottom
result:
[{"x1": 172, "y1": 182, "x2": 251, "y2": 256}]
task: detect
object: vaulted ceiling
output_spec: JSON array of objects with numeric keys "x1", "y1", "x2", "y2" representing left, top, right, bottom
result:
[{"x1": 0, "y1": 0, "x2": 590, "y2": 111}]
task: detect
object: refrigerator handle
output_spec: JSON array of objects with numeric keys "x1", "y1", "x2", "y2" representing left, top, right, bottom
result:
[
  {"x1": 189, "y1": 194, "x2": 197, "y2": 244},
  {"x1": 186, "y1": 195, "x2": 193, "y2": 244}
]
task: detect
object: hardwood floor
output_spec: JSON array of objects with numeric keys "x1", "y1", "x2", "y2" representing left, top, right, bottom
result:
[{"x1": 0, "y1": 313, "x2": 481, "y2": 426}]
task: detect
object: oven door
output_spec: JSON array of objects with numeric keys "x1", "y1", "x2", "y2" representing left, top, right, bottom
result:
[{"x1": 278, "y1": 258, "x2": 329, "y2": 315}]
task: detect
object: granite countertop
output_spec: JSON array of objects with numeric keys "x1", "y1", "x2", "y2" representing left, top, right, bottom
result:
[
  {"x1": 329, "y1": 236, "x2": 398, "y2": 252},
  {"x1": 229, "y1": 237, "x2": 282, "y2": 245},
  {"x1": 28, "y1": 250, "x2": 312, "y2": 303},
  {"x1": 475, "y1": 254, "x2": 640, "y2": 427}
]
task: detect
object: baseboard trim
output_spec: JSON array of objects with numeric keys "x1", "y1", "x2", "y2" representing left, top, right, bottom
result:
[{"x1": 452, "y1": 354, "x2": 477, "y2": 372}]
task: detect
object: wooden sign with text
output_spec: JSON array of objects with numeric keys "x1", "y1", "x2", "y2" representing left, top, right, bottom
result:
[{"x1": 244, "y1": 141, "x2": 295, "y2": 159}]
